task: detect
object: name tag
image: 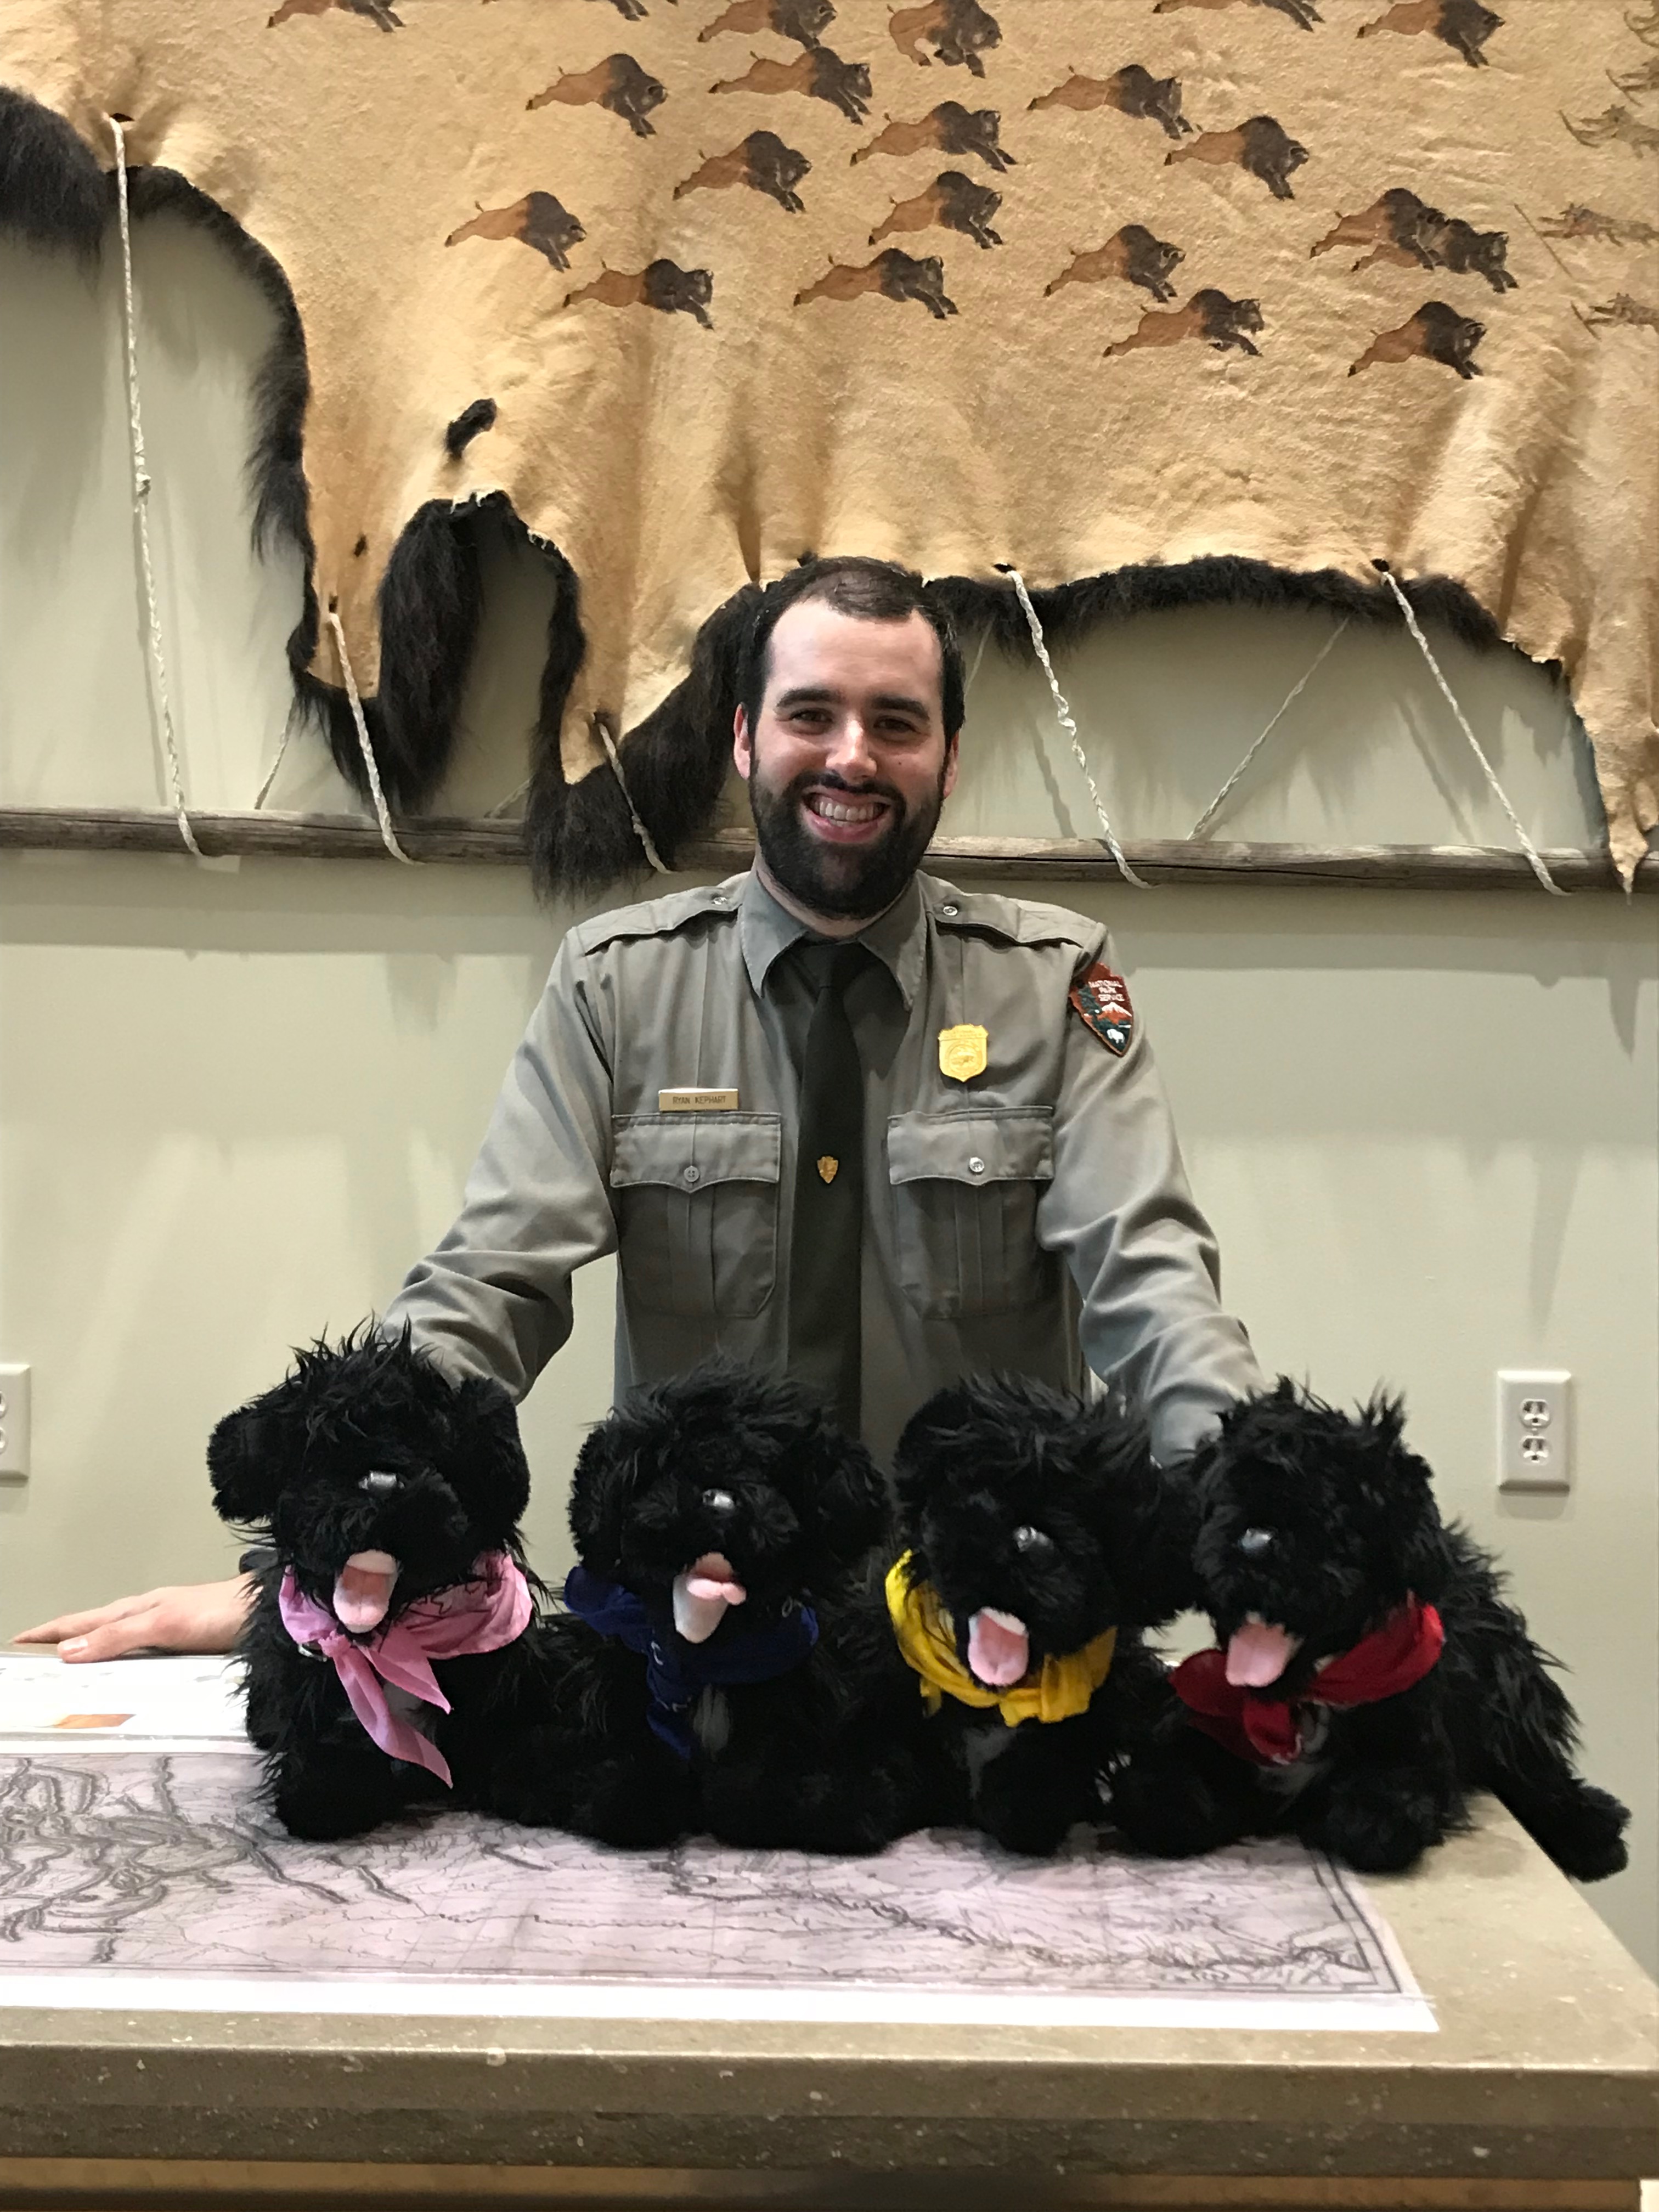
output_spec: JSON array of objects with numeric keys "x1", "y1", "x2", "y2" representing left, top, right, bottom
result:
[{"x1": 657, "y1": 1088, "x2": 740, "y2": 1113}]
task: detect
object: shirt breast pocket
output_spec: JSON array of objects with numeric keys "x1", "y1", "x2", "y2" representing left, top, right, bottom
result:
[
  {"x1": 610, "y1": 1114, "x2": 781, "y2": 1319},
  {"x1": 886, "y1": 1107, "x2": 1057, "y2": 1321}
]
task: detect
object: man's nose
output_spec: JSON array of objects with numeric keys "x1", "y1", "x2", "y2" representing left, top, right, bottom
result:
[{"x1": 823, "y1": 713, "x2": 877, "y2": 781}]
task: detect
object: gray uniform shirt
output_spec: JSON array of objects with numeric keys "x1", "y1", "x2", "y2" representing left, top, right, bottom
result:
[{"x1": 383, "y1": 870, "x2": 1262, "y2": 1465}]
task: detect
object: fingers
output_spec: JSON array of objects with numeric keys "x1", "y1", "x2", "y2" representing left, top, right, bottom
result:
[
  {"x1": 10, "y1": 1578, "x2": 253, "y2": 1661},
  {"x1": 12, "y1": 1593, "x2": 156, "y2": 1647},
  {"x1": 56, "y1": 1604, "x2": 173, "y2": 1662}
]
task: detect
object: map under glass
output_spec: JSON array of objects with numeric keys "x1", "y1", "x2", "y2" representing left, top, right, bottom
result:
[{"x1": 0, "y1": 1747, "x2": 1431, "y2": 2029}]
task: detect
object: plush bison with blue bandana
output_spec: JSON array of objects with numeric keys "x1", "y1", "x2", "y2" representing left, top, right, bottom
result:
[{"x1": 495, "y1": 1363, "x2": 941, "y2": 1852}]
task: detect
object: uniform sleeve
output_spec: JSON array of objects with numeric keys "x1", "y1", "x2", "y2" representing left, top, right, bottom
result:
[
  {"x1": 1035, "y1": 934, "x2": 1263, "y2": 1464},
  {"x1": 381, "y1": 935, "x2": 619, "y2": 1399}
]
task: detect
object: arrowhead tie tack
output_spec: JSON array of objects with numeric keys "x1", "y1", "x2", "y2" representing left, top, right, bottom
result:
[{"x1": 817, "y1": 1155, "x2": 839, "y2": 1184}]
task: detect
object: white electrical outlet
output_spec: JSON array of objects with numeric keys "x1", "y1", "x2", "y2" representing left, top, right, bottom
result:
[
  {"x1": 0, "y1": 1364, "x2": 30, "y2": 1479},
  {"x1": 1496, "y1": 1369, "x2": 1571, "y2": 1492}
]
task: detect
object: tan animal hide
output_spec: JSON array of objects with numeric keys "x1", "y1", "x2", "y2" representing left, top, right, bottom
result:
[{"x1": 1, "y1": 0, "x2": 1654, "y2": 886}]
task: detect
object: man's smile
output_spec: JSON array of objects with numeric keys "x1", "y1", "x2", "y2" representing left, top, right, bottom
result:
[{"x1": 802, "y1": 787, "x2": 894, "y2": 843}]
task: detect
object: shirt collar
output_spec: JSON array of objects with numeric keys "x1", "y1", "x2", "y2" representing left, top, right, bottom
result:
[{"x1": 738, "y1": 869, "x2": 926, "y2": 1011}]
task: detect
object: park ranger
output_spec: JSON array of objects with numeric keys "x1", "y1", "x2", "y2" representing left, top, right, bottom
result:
[{"x1": 22, "y1": 555, "x2": 1262, "y2": 1661}]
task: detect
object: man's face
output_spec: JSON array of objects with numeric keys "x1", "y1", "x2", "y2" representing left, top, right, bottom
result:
[{"x1": 732, "y1": 600, "x2": 960, "y2": 920}]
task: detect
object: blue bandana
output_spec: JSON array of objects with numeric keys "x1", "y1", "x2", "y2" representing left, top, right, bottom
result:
[{"x1": 563, "y1": 1564, "x2": 819, "y2": 1761}]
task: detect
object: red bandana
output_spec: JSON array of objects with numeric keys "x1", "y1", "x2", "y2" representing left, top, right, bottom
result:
[{"x1": 1170, "y1": 1598, "x2": 1446, "y2": 1766}]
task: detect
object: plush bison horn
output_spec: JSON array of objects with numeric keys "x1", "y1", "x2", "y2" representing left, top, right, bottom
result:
[
  {"x1": 1012, "y1": 1524, "x2": 1055, "y2": 1556},
  {"x1": 702, "y1": 1487, "x2": 736, "y2": 1513},
  {"x1": 1237, "y1": 1527, "x2": 1275, "y2": 1556}
]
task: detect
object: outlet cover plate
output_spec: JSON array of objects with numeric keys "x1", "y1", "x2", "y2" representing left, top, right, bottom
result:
[
  {"x1": 1497, "y1": 1369, "x2": 1571, "y2": 1492},
  {"x1": 0, "y1": 1364, "x2": 30, "y2": 1479}
]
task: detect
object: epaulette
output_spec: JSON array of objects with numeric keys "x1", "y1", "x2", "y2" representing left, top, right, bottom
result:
[
  {"x1": 922, "y1": 878, "x2": 1099, "y2": 952},
  {"x1": 574, "y1": 877, "x2": 746, "y2": 956}
]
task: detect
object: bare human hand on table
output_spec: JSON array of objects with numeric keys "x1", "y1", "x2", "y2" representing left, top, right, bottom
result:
[{"x1": 10, "y1": 1577, "x2": 253, "y2": 1661}]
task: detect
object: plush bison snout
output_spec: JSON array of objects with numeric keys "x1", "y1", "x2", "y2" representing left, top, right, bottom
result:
[
  {"x1": 965, "y1": 1605, "x2": 1029, "y2": 1687},
  {"x1": 1223, "y1": 1615, "x2": 1302, "y2": 1688},
  {"x1": 333, "y1": 1549, "x2": 400, "y2": 1632},
  {"x1": 672, "y1": 1550, "x2": 749, "y2": 1644}
]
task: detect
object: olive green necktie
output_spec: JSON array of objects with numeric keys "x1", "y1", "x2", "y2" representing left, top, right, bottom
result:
[{"x1": 787, "y1": 940, "x2": 871, "y2": 1436}]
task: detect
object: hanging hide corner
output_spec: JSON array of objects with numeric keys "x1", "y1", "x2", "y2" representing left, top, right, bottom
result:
[{"x1": 525, "y1": 577, "x2": 761, "y2": 902}]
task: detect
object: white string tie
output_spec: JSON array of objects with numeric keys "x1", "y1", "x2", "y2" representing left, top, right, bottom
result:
[
  {"x1": 962, "y1": 619, "x2": 993, "y2": 699},
  {"x1": 1190, "y1": 617, "x2": 1351, "y2": 839},
  {"x1": 1378, "y1": 567, "x2": 1564, "y2": 896},
  {"x1": 595, "y1": 714, "x2": 670, "y2": 873},
  {"x1": 252, "y1": 698, "x2": 298, "y2": 810},
  {"x1": 109, "y1": 115, "x2": 201, "y2": 859},
  {"x1": 487, "y1": 775, "x2": 533, "y2": 819},
  {"x1": 323, "y1": 605, "x2": 418, "y2": 864},
  {"x1": 998, "y1": 565, "x2": 1149, "y2": 889}
]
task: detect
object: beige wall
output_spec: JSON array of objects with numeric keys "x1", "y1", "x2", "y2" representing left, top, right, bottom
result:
[{"x1": 2, "y1": 216, "x2": 1654, "y2": 1974}]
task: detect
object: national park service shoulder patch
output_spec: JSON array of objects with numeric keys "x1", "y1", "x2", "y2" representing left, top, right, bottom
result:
[{"x1": 1069, "y1": 963, "x2": 1135, "y2": 1057}]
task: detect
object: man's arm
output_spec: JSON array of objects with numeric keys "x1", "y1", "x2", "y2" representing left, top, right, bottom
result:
[
  {"x1": 382, "y1": 932, "x2": 620, "y2": 1394},
  {"x1": 12, "y1": 1577, "x2": 255, "y2": 1661},
  {"x1": 1037, "y1": 939, "x2": 1263, "y2": 1463}
]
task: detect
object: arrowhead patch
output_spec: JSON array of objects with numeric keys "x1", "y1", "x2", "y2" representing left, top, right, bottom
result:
[{"x1": 1069, "y1": 963, "x2": 1135, "y2": 1057}]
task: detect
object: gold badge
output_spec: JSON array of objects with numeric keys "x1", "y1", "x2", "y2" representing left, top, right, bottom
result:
[
  {"x1": 938, "y1": 1024, "x2": 989, "y2": 1083},
  {"x1": 817, "y1": 1155, "x2": 839, "y2": 1184}
]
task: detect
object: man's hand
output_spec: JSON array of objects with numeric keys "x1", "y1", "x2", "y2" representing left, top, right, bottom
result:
[{"x1": 11, "y1": 1577, "x2": 254, "y2": 1661}]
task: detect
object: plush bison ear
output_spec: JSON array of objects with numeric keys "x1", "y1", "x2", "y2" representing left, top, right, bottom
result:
[
  {"x1": 567, "y1": 1416, "x2": 642, "y2": 1574},
  {"x1": 1359, "y1": 1391, "x2": 1453, "y2": 1605},
  {"x1": 890, "y1": 1382, "x2": 978, "y2": 1528},
  {"x1": 206, "y1": 1392, "x2": 299, "y2": 1527},
  {"x1": 446, "y1": 1376, "x2": 532, "y2": 1542},
  {"x1": 800, "y1": 1424, "x2": 891, "y2": 1576}
]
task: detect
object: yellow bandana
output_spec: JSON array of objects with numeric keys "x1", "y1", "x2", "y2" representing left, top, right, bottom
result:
[{"x1": 884, "y1": 1554, "x2": 1116, "y2": 1729}]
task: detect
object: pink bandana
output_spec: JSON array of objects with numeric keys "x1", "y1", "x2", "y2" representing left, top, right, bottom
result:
[{"x1": 277, "y1": 1551, "x2": 532, "y2": 1786}]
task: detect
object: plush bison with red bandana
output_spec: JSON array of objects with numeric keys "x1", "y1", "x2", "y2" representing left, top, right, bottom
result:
[{"x1": 1170, "y1": 1381, "x2": 1628, "y2": 1879}]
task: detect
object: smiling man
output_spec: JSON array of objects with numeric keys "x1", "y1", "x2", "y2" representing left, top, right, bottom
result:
[{"x1": 21, "y1": 555, "x2": 1261, "y2": 1661}]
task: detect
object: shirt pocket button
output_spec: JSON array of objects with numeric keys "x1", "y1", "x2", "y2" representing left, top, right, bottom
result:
[
  {"x1": 967, "y1": 1156, "x2": 986, "y2": 1176},
  {"x1": 683, "y1": 1164, "x2": 702, "y2": 1187}
]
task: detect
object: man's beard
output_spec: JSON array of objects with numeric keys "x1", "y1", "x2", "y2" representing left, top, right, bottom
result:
[{"x1": 747, "y1": 765, "x2": 947, "y2": 920}]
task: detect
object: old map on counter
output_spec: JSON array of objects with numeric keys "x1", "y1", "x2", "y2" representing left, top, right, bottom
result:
[{"x1": 0, "y1": 1660, "x2": 1429, "y2": 2028}]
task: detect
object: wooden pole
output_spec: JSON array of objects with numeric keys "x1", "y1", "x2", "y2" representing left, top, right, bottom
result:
[{"x1": 0, "y1": 808, "x2": 1652, "y2": 891}]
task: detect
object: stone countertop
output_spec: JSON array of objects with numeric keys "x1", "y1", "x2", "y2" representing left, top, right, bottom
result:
[{"x1": 0, "y1": 1803, "x2": 1654, "y2": 2182}]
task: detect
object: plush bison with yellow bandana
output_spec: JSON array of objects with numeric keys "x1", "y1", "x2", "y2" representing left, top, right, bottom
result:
[{"x1": 890, "y1": 1375, "x2": 1225, "y2": 1858}]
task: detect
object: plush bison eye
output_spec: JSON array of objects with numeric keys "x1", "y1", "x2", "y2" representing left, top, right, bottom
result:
[
  {"x1": 702, "y1": 1487, "x2": 735, "y2": 1514},
  {"x1": 1237, "y1": 1526, "x2": 1275, "y2": 1557},
  {"x1": 1012, "y1": 1524, "x2": 1056, "y2": 1557},
  {"x1": 359, "y1": 1470, "x2": 400, "y2": 1493}
]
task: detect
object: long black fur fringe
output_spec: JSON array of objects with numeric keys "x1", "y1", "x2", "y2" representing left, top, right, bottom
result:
[
  {"x1": 526, "y1": 580, "x2": 760, "y2": 898},
  {"x1": 521, "y1": 554, "x2": 1512, "y2": 899},
  {"x1": 4, "y1": 81, "x2": 1524, "y2": 896}
]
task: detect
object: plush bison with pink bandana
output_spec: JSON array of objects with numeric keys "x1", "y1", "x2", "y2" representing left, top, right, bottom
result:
[{"x1": 210, "y1": 1329, "x2": 553, "y2": 1839}]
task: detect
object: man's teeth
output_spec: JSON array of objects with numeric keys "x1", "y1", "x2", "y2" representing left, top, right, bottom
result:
[{"x1": 808, "y1": 794, "x2": 884, "y2": 823}]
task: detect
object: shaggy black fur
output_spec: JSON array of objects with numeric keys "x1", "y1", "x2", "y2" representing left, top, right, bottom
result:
[
  {"x1": 525, "y1": 577, "x2": 760, "y2": 896},
  {"x1": 0, "y1": 85, "x2": 108, "y2": 258},
  {"x1": 445, "y1": 397, "x2": 499, "y2": 458},
  {"x1": 1, "y1": 82, "x2": 1534, "y2": 893},
  {"x1": 209, "y1": 1328, "x2": 557, "y2": 1841},
  {"x1": 1167, "y1": 1380, "x2": 1629, "y2": 1879},
  {"x1": 891, "y1": 1376, "x2": 1228, "y2": 1859},
  {"x1": 495, "y1": 1364, "x2": 940, "y2": 1853}
]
